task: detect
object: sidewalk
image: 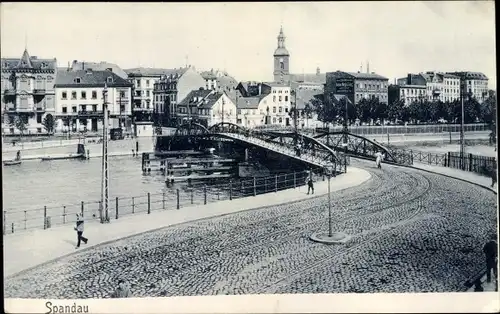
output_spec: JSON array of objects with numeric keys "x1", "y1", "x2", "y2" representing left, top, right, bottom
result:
[
  {"x1": 408, "y1": 162, "x2": 498, "y2": 292},
  {"x1": 3, "y1": 167, "x2": 372, "y2": 278}
]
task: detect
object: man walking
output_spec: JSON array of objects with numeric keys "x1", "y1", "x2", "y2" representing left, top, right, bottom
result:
[
  {"x1": 483, "y1": 235, "x2": 498, "y2": 284},
  {"x1": 306, "y1": 172, "x2": 314, "y2": 195},
  {"x1": 111, "y1": 279, "x2": 132, "y2": 298},
  {"x1": 74, "y1": 214, "x2": 88, "y2": 249}
]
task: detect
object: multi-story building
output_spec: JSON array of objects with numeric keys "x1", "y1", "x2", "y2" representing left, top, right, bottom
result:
[
  {"x1": 325, "y1": 71, "x2": 389, "y2": 105},
  {"x1": 1, "y1": 48, "x2": 57, "y2": 134},
  {"x1": 71, "y1": 60, "x2": 128, "y2": 80},
  {"x1": 232, "y1": 81, "x2": 292, "y2": 128},
  {"x1": 200, "y1": 69, "x2": 238, "y2": 93},
  {"x1": 152, "y1": 66, "x2": 206, "y2": 126},
  {"x1": 176, "y1": 89, "x2": 237, "y2": 127},
  {"x1": 390, "y1": 74, "x2": 427, "y2": 105},
  {"x1": 54, "y1": 69, "x2": 132, "y2": 133},
  {"x1": 419, "y1": 71, "x2": 460, "y2": 103},
  {"x1": 446, "y1": 71, "x2": 489, "y2": 103}
]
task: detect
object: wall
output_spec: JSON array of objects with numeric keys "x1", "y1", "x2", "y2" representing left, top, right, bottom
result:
[
  {"x1": 208, "y1": 93, "x2": 237, "y2": 126},
  {"x1": 176, "y1": 68, "x2": 206, "y2": 110}
]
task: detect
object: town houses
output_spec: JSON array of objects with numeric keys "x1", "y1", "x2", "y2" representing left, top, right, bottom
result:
[{"x1": 0, "y1": 27, "x2": 492, "y2": 135}]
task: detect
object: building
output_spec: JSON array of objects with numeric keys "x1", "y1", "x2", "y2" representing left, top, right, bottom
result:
[
  {"x1": 1, "y1": 48, "x2": 57, "y2": 135},
  {"x1": 419, "y1": 71, "x2": 460, "y2": 103},
  {"x1": 294, "y1": 88, "x2": 323, "y2": 128},
  {"x1": 54, "y1": 69, "x2": 132, "y2": 133},
  {"x1": 325, "y1": 71, "x2": 389, "y2": 105},
  {"x1": 200, "y1": 69, "x2": 238, "y2": 93},
  {"x1": 176, "y1": 89, "x2": 237, "y2": 127},
  {"x1": 390, "y1": 74, "x2": 428, "y2": 105},
  {"x1": 151, "y1": 66, "x2": 206, "y2": 126},
  {"x1": 446, "y1": 71, "x2": 489, "y2": 103},
  {"x1": 231, "y1": 81, "x2": 292, "y2": 128},
  {"x1": 71, "y1": 60, "x2": 128, "y2": 80},
  {"x1": 271, "y1": 26, "x2": 326, "y2": 88}
]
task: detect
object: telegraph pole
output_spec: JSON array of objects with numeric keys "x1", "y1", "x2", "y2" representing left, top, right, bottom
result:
[
  {"x1": 100, "y1": 83, "x2": 110, "y2": 223},
  {"x1": 460, "y1": 81, "x2": 465, "y2": 170}
]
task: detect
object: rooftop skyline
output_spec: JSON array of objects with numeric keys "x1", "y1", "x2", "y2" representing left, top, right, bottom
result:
[{"x1": 0, "y1": 1, "x2": 496, "y2": 87}]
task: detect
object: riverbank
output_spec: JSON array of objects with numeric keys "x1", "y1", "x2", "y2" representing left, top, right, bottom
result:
[{"x1": 3, "y1": 166, "x2": 372, "y2": 277}]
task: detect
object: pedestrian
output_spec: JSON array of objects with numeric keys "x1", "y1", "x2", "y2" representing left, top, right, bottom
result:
[
  {"x1": 74, "y1": 214, "x2": 88, "y2": 249},
  {"x1": 483, "y1": 235, "x2": 498, "y2": 283},
  {"x1": 306, "y1": 172, "x2": 314, "y2": 195},
  {"x1": 111, "y1": 279, "x2": 131, "y2": 298},
  {"x1": 136, "y1": 141, "x2": 139, "y2": 154},
  {"x1": 375, "y1": 151, "x2": 383, "y2": 169},
  {"x1": 16, "y1": 150, "x2": 21, "y2": 161},
  {"x1": 132, "y1": 149, "x2": 135, "y2": 157}
]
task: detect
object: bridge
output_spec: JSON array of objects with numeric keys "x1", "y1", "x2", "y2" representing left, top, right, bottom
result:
[{"x1": 159, "y1": 122, "x2": 408, "y2": 174}]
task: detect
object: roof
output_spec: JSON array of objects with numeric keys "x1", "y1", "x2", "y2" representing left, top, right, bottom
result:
[
  {"x1": 199, "y1": 92, "x2": 224, "y2": 109},
  {"x1": 71, "y1": 61, "x2": 128, "y2": 79},
  {"x1": 1, "y1": 49, "x2": 57, "y2": 72},
  {"x1": 345, "y1": 72, "x2": 389, "y2": 80},
  {"x1": 262, "y1": 82, "x2": 290, "y2": 88},
  {"x1": 290, "y1": 73, "x2": 326, "y2": 84},
  {"x1": 54, "y1": 69, "x2": 132, "y2": 88},
  {"x1": 295, "y1": 89, "x2": 322, "y2": 110},
  {"x1": 177, "y1": 89, "x2": 213, "y2": 107},
  {"x1": 236, "y1": 96, "x2": 261, "y2": 109},
  {"x1": 274, "y1": 47, "x2": 290, "y2": 56},
  {"x1": 124, "y1": 67, "x2": 189, "y2": 78},
  {"x1": 446, "y1": 71, "x2": 488, "y2": 80}
]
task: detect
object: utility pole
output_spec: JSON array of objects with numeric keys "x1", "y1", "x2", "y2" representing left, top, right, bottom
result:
[
  {"x1": 100, "y1": 83, "x2": 110, "y2": 223},
  {"x1": 460, "y1": 81, "x2": 465, "y2": 170}
]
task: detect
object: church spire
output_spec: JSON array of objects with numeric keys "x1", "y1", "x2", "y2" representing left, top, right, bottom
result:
[{"x1": 277, "y1": 25, "x2": 286, "y2": 48}]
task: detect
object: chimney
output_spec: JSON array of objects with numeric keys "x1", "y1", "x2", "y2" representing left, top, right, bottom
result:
[
  {"x1": 367, "y1": 61, "x2": 370, "y2": 74},
  {"x1": 407, "y1": 74, "x2": 412, "y2": 85},
  {"x1": 82, "y1": 62, "x2": 85, "y2": 70},
  {"x1": 67, "y1": 61, "x2": 70, "y2": 71}
]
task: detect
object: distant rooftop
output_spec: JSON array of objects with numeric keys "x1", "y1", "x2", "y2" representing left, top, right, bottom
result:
[
  {"x1": 54, "y1": 69, "x2": 132, "y2": 88},
  {"x1": 71, "y1": 60, "x2": 128, "y2": 79},
  {"x1": 125, "y1": 67, "x2": 189, "y2": 78}
]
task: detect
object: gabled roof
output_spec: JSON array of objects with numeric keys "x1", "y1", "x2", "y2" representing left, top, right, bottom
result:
[
  {"x1": 290, "y1": 73, "x2": 326, "y2": 84},
  {"x1": 446, "y1": 71, "x2": 488, "y2": 80},
  {"x1": 54, "y1": 69, "x2": 132, "y2": 88},
  {"x1": 199, "y1": 92, "x2": 225, "y2": 109},
  {"x1": 236, "y1": 96, "x2": 261, "y2": 109},
  {"x1": 177, "y1": 89, "x2": 213, "y2": 107},
  {"x1": 1, "y1": 49, "x2": 57, "y2": 72},
  {"x1": 71, "y1": 61, "x2": 128, "y2": 79},
  {"x1": 125, "y1": 67, "x2": 189, "y2": 78}
]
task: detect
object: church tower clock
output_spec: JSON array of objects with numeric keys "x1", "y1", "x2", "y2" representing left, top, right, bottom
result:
[{"x1": 273, "y1": 26, "x2": 290, "y2": 83}]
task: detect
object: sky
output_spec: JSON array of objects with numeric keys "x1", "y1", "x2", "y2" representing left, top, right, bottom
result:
[{"x1": 0, "y1": 1, "x2": 496, "y2": 87}]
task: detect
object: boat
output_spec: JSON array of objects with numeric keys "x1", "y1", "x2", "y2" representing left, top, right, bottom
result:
[
  {"x1": 3, "y1": 160, "x2": 21, "y2": 166},
  {"x1": 41, "y1": 153, "x2": 85, "y2": 161}
]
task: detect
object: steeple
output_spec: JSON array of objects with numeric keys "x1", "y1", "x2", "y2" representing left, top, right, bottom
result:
[
  {"x1": 17, "y1": 48, "x2": 33, "y2": 68},
  {"x1": 274, "y1": 26, "x2": 289, "y2": 56}
]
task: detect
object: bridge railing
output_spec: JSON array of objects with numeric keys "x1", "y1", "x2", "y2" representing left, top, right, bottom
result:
[{"x1": 3, "y1": 170, "x2": 318, "y2": 235}]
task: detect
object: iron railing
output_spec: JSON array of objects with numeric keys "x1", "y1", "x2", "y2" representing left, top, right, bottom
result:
[{"x1": 3, "y1": 170, "x2": 315, "y2": 235}]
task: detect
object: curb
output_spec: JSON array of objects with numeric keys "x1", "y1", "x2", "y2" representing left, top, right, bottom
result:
[{"x1": 5, "y1": 171, "x2": 370, "y2": 279}]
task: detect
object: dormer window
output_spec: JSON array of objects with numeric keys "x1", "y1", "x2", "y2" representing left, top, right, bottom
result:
[
  {"x1": 41, "y1": 62, "x2": 47, "y2": 68},
  {"x1": 74, "y1": 77, "x2": 81, "y2": 83},
  {"x1": 107, "y1": 77, "x2": 113, "y2": 83}
]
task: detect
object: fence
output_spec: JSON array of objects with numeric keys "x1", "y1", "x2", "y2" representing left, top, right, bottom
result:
[
  {"x1": 255, "y1": 123, "x2": 490, "y2": 135},
  {"x1": 3, "y1": 170, "x2": 313, "y2": 235}
]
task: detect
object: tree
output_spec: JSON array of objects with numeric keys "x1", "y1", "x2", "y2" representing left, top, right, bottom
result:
[
  {"x1": 387, "y1": 99, "x2": 405, "y2": 122},
  {"x1": 303, "y1": 102, "x2": 314, "y2": 127},
  {"x1": 311, "y1": 94, "x2": 336, "y2": 127},
  {"x1": 42, "y1": 113, "x2": 55, "y2": 135},
  {"x1": 15, "y1": 116, "x2": 28, "y2": 140}
]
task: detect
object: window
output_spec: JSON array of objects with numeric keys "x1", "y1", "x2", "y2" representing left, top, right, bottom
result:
[
  {"x1": 36, "y1": 114, "x2": 42, "y2": 123},
  {"x1": 62, "y1": 92, "x2": 67, "y2": 100},
  {"x1": 92, "y1": 105, "x2": 97, "y2": 111},
  {"x1": 273, "y1": 117, "x2": 277, "y2": 123},
  {"x1": 81, "y1": 105, "x2": 87, "y2": 112},
  {"x1": 279, "y1": 106, "x2": 283, "y2": 113},
  {"x1": 37, "y1": 128, "x2": 42, "y2": 133},
  {"x1": 285, "y1": 96, "x2": 288, "y2": 102},
  {"x1": 279, "y1": 117, "x2": 282, "y2": 123},
  {"x1": 146, "y1": 80, "x2": 150, "y2": 87},
  {"x1": 279, "y1": 96, "x2": 282, "y2": 101},
  {"x1": 273, "y1": 96, "x2": 276, "y2": 102},
  {"x1": 74, "y1": 77, "x2": 81, "y2": 83},
  {"x1": 120, "y1": 91, "x2": 126, "y2": 98},
  {"x1": 107, "y1": 77, "x2": 113, "y2": 83},
  {"x1": 92, "y1": 91, "x2": 97, "y2": 99},
  {"x1": 136, "y1": 80, "x2": 141, "y2": 87},
  {"x1": 71, "y1": 91, "x2": 77, "y2": 99},
  {"x1": 273, "y1": 106, "x2": 276, "y2": 113},
  {"x1": 72, "y1": 106, "x2": 77, "y2": 113},
  {"x1": 81, "y1": 91, "x2": 86, "y2": 99},
  {"x1": 285, "y1": 107, "x2": 289, "y2": 113},
  {"x1": 62, "y1": 106, "x2": 67, "y2": 113},
  {"x1": 146, "y1": 90, "x2": 150, "y2": 97}
]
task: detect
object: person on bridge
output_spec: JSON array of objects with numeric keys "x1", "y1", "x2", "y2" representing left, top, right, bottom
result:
[
  {"x1": 306, "y1": 172, "x2": 314, "y2": 195},
  {"x1": 74, "y1": 214, "x2": 88, "y2": 249},
  {"x1": 375, "y1": 151, "x2": 384, "y2": 169},
  {"x1": 483, "y1": 235, "x2": 498, "y2": 283}
]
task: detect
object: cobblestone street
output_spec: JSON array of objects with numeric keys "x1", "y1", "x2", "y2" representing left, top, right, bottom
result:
[{"x1": 4, "y1": 162, "x2": 497, "y2": 298}]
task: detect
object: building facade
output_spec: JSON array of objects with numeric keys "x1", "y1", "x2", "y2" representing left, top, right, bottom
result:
[
  {"x1": 325, "y1": 71, "x2": 389, "y2": 105},
  {"x1": 419, "y1": 72, "x2": 460, "y2": 103},
  {"x1": 446, "y1": 71, "x2": 489, "y2": 103},
  {"x1": 152, "y1": 67, "x2": 206, "y2": 126},
  {"x1": 176, "y1": 89, "x2": 237, "y2": 127},
  {"x1": 1, "y1": 49, "x2": 57, "y2": 134},
  {"x1": 71, "y1": 60, "x2": 128, "y2": 80},
  {"x1": 200, "y1": 69, "x2": 238, "y2": 93},
  {"x1": 54, "y1": 69, "x2": 132, "y2": 133}
]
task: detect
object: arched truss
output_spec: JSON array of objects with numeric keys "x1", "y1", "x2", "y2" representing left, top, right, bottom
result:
[
  {"x1": 312, "y1": 131, "x2": 401, "y2": 163},
  {"x1": 208, "y1": 122, "x2": 247, "y2": 134},
  {"x1": 173, "y1": 122, "x2": 210, "y2": 137},
  {"x1": 239, "y1": 130, "x2": 344, "y2": 166}
]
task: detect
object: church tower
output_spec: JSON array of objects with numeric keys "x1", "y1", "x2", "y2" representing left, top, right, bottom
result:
[{"x1": 273, "y1": 26, "x2": 290, "y2": 83}]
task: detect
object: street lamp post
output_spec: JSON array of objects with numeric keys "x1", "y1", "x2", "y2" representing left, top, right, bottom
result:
[
  {"x1": 100, "y1": 83, "x2": 110, "y2": 223},
  {"x1": 460, "y1": 82, "x2": 466, "y2": 170},
  {"x1": 326, "y1": 165, "x2": 333, "y2": 237}
]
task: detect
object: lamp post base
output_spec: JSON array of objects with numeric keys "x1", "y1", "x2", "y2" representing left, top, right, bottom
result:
[{"x1": 309, "y1": 231, "x2": 351, "y2": 245}]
